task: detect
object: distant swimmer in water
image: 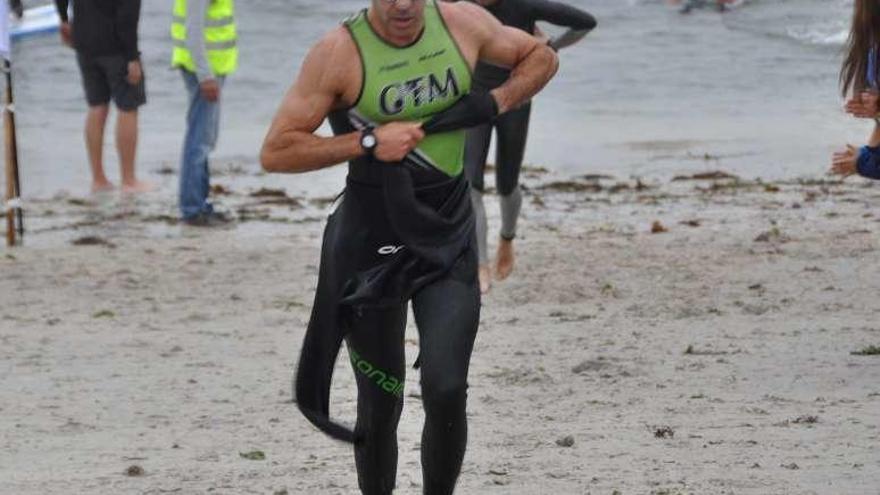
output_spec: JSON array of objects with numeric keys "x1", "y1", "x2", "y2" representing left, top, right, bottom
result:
[
  {"x1": 668, "y1": 0, "x2": 739, "y2": 14},
  {"x1": 11, "y1": 0, "x2": 23, "y2": 18},
  {"x1": 832, "y1": 0, "x2": 880, "y2": 179}
]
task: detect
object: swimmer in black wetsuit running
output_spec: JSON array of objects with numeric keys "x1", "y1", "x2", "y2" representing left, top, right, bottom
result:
[
  {"x1": 260, "y1": 1, "x2": 558, "y2": 493},
  {"x1": 464, "y1": 0, "x2": 596, "y2": 293}
]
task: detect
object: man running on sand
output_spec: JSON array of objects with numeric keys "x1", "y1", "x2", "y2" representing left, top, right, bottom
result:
[{"x1": 260, "y1": 0, "x2": 557, "y2": 493}]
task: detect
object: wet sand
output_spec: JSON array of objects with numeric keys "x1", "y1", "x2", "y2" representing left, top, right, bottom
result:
[{"x1": 1, "y1": 168, "x2": 879, "y2": 494}]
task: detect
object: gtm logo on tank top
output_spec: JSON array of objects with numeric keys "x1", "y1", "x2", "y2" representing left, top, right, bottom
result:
[{"x1": 379, "y1": 67, "x2": 460, "y2": 116}]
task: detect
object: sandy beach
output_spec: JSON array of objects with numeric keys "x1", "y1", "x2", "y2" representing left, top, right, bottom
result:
[
  {"x1": 2, "y1": 165, "x2": 879, "y2": 495},
  {"x1": 3, "y1": 0, "x2": 878, "y2": 493}
]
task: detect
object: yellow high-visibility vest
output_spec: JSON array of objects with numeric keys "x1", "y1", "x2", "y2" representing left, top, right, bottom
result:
[{"x1": 171, "y1": 0, "x2": 238, "y2": 76}]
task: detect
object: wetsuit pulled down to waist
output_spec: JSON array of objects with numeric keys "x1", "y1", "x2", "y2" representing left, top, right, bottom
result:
[{"x1": 294, "y1": 164, "x2": 476, "y2": 443}]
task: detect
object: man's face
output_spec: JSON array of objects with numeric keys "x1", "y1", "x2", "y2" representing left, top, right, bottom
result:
[{"x1": 371, "y1": 0, "x2": 427, "y2": 41}]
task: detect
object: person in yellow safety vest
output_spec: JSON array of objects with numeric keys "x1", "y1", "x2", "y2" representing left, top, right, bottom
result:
[{"x1": 171, "y1": 0, "x2": 238, "y2": 225}]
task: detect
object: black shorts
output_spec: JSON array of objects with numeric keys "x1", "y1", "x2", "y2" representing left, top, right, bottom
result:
[{"x1": 76, "y1": 53, "x2": 146, "y2": 111}]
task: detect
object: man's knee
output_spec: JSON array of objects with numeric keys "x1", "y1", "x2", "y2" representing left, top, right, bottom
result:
[
  {"x1": 88, "y1": 105, "x2": 110, "y2": 117},
  {"x1": 358, "y1": 394, "x2": 404, "y2": 436},
  {"x1": 420, "y1": 374, "x2": 468, "y2": 412}
]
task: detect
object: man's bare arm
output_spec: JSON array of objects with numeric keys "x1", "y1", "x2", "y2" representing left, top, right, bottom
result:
[
  {"x1": 261, "y1": 29, "x2": 425, "y2": 173},
  {"x1": 489, "y1": 33, "x2": 558, "y2": 113},
  {"x1": 480, "y1": 21, "x2": 559, "y2": 113},
  {"x1": 260, "y1": 30, "x2": 364, "y2": 174},
  {"x1": 444, "y1": 2, "x2": 559, "y2": 114}
]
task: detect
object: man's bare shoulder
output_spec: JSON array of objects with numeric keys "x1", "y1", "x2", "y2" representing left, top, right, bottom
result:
[
  {"x1": 309, "y1": 25, "x2": 359, "y2": 63},
  {"x1": 437, "y1": 0, "x2": 494, "y2": 37},
  {"x1": 436, "y1": 0, "x2": 488, "y2": 19},
  {"x1": 298, "y1": 25, "x2": 362, "y2": 106},
  {"x1": 437, "y1": 1, "x2": 497, "y2": 66}
]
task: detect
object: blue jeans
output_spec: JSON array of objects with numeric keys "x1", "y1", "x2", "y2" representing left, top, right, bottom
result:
[{"x1": 179, "y1": 70, "x2": 224, "y2": 220}]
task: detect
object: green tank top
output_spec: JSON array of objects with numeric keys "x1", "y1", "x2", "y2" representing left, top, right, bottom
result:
[{"x1": 345, "y1": 0, "x2": 472, "y2": 177}]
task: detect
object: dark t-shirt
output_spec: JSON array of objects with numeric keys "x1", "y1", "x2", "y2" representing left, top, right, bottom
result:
[
  {"x1": 54, "y1": 0, "x2": 141, "y2": 61},
  {"x1": 472, "y1": 0, "x2": 596, "y2": 89}
]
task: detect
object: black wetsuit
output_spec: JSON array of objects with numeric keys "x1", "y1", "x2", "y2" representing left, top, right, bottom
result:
[
  {"x1": 470, "y1": 0, "x2": 596, "y2": 92},
  {"x1": 464, "y1": 0, "x2": 594, "y2": 262},
  {"x1": 295, "y1": 112, "x2": 481, "y2": 495},
  {"x1": 295, "y1": 85, "x2": 497, "y2": 494},
  {"x1": 292, "y1": 5, "x2": 512, "y2": 493},
  {"x1": 465, "y1": 0, "x2": 595, "y2": 193}
]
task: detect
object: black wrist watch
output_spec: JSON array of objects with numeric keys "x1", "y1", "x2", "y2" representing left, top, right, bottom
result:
[{"x1": 360, "y1": 127, "x2": 378, "y2": 156}]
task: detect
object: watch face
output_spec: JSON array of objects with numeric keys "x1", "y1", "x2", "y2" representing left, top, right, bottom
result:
[{"x1": 362, "y1": 134, "x2": 377, "y2": 149}]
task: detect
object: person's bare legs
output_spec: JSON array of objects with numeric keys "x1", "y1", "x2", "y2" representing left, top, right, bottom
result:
[
  {"x1": 117, "y1": 109, "x2": 152, "y2": 193},
  {"x1": 85, "y1": 105, "x2": 113, "y2": 192}
]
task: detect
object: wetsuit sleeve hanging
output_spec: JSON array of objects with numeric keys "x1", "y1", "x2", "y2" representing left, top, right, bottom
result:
[
  {"x1": 530, "y1": 0, "x2": 597, "y2": 31},
  {"x1": 422, "y1": 91, "x2": 499, "y2": 135}
]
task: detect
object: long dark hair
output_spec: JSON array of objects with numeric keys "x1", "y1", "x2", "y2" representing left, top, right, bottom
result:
[{"x1": 841, "y1": 0, "x2": 880, "y2": 97}]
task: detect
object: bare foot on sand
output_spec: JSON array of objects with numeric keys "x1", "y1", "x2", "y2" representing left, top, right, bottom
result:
[
  {"x1": 479, "y1": 264, "x2": 492, "y2": 294},
  {"x1": 91, "y1": 181, "x2": 115, "y2": 194},
  {"x1": 495, "y1": 238, "x2": 515, "y2": 281},
  {"x1": 121, "y1": 180, "x2": 155, "y2": 195}
]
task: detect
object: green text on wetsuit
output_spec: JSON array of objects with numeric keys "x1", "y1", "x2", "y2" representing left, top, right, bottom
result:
[{"x1": 349, "y1": 349, "x2": 405, "y2": 397}]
